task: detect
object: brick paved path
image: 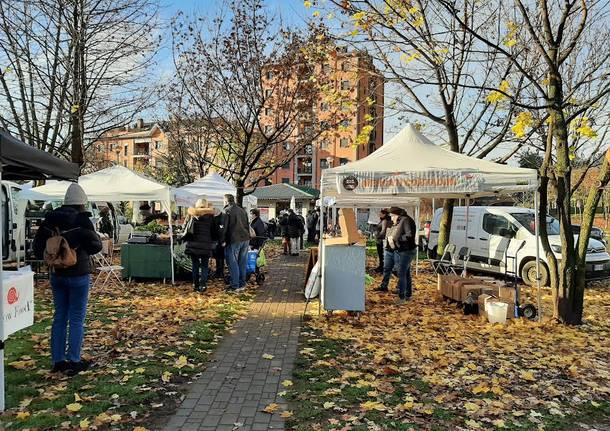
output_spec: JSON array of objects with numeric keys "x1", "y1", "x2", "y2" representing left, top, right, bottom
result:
[{"x1": 163, "y1": 253, "x2": 307, "y2": 431}]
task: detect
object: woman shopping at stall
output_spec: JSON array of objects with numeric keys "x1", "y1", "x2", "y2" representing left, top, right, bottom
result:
[{"x1": 183, "y1": 199, "x2": 218, "y2": 292}]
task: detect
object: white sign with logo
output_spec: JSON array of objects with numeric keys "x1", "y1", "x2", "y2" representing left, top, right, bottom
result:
[{"x1": 1, "y1": 269, "x2": 34, "y2": 340}]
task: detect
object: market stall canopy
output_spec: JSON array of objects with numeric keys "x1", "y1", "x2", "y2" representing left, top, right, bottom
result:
[
  {"x1": 321, "y1": 124, "x2": 537, "y2": 203},
  {"x1": 18, "y1": 165, "x2": 170, "y2": 202},
  {"x1": 173, "y1": 172, "x2": 257, "y2": 208},
  {"x1": 0, "y1": 130, "x2": 79, "y2": 181}
]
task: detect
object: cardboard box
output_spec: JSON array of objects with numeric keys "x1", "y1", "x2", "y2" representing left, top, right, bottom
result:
[
  {"x1": 438, "y1": 274, "x2": 461, "y2": 293},
  {"x1": 498, "y1": 286, "x2": 519, "y2": 303},
  {"x1": 451, "y1": 278, "x2": 486, "y2": 302},
  {"x1": 324, "y1": 208, "x2": 365, "y2": 245},
  {"x1": 478, "y1": 294, "x2": 493, "y2": 316}
]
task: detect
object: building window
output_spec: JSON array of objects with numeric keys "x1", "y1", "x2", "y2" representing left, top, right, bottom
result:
[
  {"x1": 320, "y1": 102, "x2": 329, "y2": 111},
  {"x1": 340, "y1": 119, "x2": 351, "y2": 128},
  {"x1": 282, "y1": 142, "x2": 291, "y2": 151},
  {"x1": 281, "y1": 161, "x2": 290, "y2": 169},
  {"x1": 123, "y1": 160, "x2": 127, "y2": 167},
  {"x1": 282, "y1": 178, "x2": 290, "y2": 184},
  {"x1": 341, "y1": 62, "x2": 350, "y2": 71},
  {"x1": 340, "y1": 138, "x2": 349, "y2": 148},
  {"x1": 322, "y1": 63, "x2": 331, "y2": 74},
  {"x1": 320, "y1": 140, "x2": 330, "y2": 149},
  {"x1": 265, "y1": 88, "x2": 273, "y2": 98},
  {"x1": 124, "y1": 144, "x2": 128, "y2": 156},
  {"x1": 320, "y1": 159, "x2": 329, "y2": 170},
  {"x1": 341, "y1": 80, "x2": 350, "y2": 90},
  {"x1": 339, "y1": 157, "x2": 349, "y2": 165},
  {"x1": 265, "y1": 107, "x2": 273, "y2": 116},
  {"x1": 155, "y1": 141, "x2": 163, "y2": 150},
  {"x1": 266, "y1": 70, "x2": 274, "y2": 80}
]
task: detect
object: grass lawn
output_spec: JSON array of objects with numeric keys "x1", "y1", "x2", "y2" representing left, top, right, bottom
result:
[
  {"x1": 0, "y1": 276, "x2": 253, "y2": 431},
  {"x1": 286, "y1": 262, "x2": 610, "y2": 431}
]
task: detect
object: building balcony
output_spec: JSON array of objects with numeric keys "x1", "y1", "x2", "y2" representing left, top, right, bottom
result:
[
  {"x1": 133, "y1": 150, "x2": 150, "y2": 157},
  {"x1": 297, "y1": 167, "x2": 313, "y2": 175}
]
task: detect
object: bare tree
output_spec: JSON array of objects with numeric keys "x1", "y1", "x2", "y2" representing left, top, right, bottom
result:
[
  {"x1": 170, "y1": 0, "x2": 352, "y2": 205},
  {"x1": 319, "y1": 0, "x2": 522, "y2": 256},
  {"x1": 0, "y1": 0, "x2": 161, "y2": 166},
  {"x1": 439, "y1": 0, "x2": 610, "y2": 323}
]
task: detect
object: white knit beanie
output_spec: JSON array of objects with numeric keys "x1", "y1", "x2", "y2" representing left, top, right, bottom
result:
[{"x1": 64, "y1": 183, "x2": 88, "y2": 206}]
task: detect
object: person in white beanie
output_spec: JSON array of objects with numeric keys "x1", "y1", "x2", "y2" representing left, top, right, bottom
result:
[{"x1": 33, "y1": 183, "x2": 102, "y2": 375}]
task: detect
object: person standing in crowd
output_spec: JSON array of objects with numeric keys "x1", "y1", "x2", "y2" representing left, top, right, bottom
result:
[
  {"x1": 374, "y1": 209, "x2": 393, "y2": 273},
  {"x1": 212, "y1": 210, "x2": 226, "y2": 279},
  {"x1": 287, "y1": 209, "x2": 304, "y2": 256},
  {"x1": 222, "y1": 194, "x2": 250, "y2": 292},
  {"x1": 267, "y1": 217, "x2": 276, "y2": 240},
  {"x1": 33, "y1": 183, "x2": 102, "y2": 375},
  {"x1": 306, "y1": 210, "x2": 319, "y2": 244},
  {"x1": 376, "y1": 207, "x2": 417, "y2": 304},
  {"x1": 279, "y1": 211, "x2": 290, "y2": 255},
  {"x1": 297, "y1": 210, "x2": 305, "y2": 249},
  {"x1": 98, "y1": 206, "x2": 114, "y2": 240},
  {"x1": 183, "y1": 199, "x2": 217, "y2": 292},
  {"x1": 249, "y1": 208, "x2": 267, "y2": 249}
]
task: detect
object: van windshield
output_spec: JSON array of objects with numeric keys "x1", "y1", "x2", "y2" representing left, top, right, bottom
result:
[{"x1": 510, "y1": 213, "x2": 561, "y2": 235}]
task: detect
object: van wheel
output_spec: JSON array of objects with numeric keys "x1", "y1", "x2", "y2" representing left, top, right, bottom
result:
[
  {"x1": 521, "y1": 260, "x2": 548, "y2": 286},
  {"x1": 428, "y1": 246, "x2": 437, "y2": 260}
]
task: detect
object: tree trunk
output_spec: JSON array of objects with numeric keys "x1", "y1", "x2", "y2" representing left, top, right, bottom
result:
[
  {"x1": 437, "y1": 199, "x2": 455, "y2": 256},
  {"x1": 575, "y1": 157, "x2": 610, "y2": 322},
  {"x1": 69, "y1": 0, "x2": 84, "y2": 169},
  {"x1": 235, "y1": 179, "x2": 245, "y2": 207}
]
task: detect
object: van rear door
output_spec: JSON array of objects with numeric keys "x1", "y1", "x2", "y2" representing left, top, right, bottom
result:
[{"x1": 477, "y1": 211, "x2": 517, "y2": 269}]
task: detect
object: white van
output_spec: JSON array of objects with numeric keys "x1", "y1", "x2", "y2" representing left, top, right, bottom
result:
[{"x1": 427, "y1": 206, "x2": 610, "y2": 285}]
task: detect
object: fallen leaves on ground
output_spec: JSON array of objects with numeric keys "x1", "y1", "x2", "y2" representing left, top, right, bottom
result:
[
  {"x1": 262, "y1": 403, "x2": 280, "y2": 413},
  {"x1": 287, "y1": 260, "x2": 610, "y2": 430}
]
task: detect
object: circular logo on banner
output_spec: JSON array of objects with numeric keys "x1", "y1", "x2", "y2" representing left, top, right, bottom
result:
[
  {"x1": 343, "y1": 175, "x2": 359, "y2": 191},
  {"x1": 7, "y1": 287, "x2": 19, "y2": 305}
]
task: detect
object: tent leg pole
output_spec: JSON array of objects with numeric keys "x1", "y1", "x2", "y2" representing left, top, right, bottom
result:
[
  {"x1": 415, "y1": 202, "x2": 420, "y2": 276},
  {"x1": 0, "y1": 169, "x2": 5, "y2": 412},
  {"x1": 535, "y1": 187, "x2": 542, "y2": 322},
  {"x1": 167, "y1": 192, "x2": 175, "y2": 285},
  {"x1": 318, "y1": 186, "x2": 324, "y2": 315}
]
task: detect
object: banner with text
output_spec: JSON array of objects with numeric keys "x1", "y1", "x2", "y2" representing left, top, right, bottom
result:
[{"x1": 2, "y1": 269, "x2": 34, "y2": 340}]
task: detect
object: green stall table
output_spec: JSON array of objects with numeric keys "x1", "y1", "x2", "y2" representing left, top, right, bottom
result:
[{"x1": 121, "y1": 243, "x2": 172, "y2": 283}]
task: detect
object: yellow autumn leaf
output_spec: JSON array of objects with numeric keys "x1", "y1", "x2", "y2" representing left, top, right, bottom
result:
[
  {"x1": 591, "y1": 401, "x2": 601, "y2": 407},
  {"x1": 262, "y1": 403, "x2": 279, "y2": 413},
  {"x1": 303, "y1": 0, "x2": 312, "y2": 8},
  {"x1": 164, "y1": 351, "x2": 176, "y2": 357},
  {"x1": 471, "y1": 383, "x2": 489, "y2": 394},
  {"x1": 493, "y1": 419, "x2": 506, "y2": 428},
  {"x1": 360, "y1": 400, "x2": 386, "y2": 411},
  {"x1": 280, "y1": 410, "x2": 294, "y2": 418},
  {"x1": 262, "y1": 353, "x2": 274, "y2": 360},
  {"x1": 19, "y1": 398, "x2": 33, "y2": 408},
  {"x1": 16, "y1": 411, "x2": 30, "y2": 420},
  {"x1": 66, "y1": 402, "x2": 83, "y2": 412},
  {"x1": 520, "y1": 370, "x2": 536, "y2": 381},
  {"x1": 79, "y1": 418, "x2": 90, "y2": 430},
  {"x1": 161, "y1": 371, "x2": 172, "y2": 383},
  {"x1": 110, "y1": 414, "x2": 121, "y2": 421},
  {"x1": 135, "y1": 367, "x2": 145, "y2": 374},
  {"x1": 281, "y1": 379, "x2": 293, "y2": 387},
  {"x1": 323, "y1": 388, "x2": 342, "y2": 396},
  {"x1": 464, "y1": 402, "x2": 479, "y2": 412},
  {"x1": 96, "y1": 412, "x2": 112, "y2": 423},
  {"x1": 465, "y1": 419, "x2": 482, "y2": 429},
  {"x1": 323, "y1": 401, "x2": 336, "y2": 409},
  {"x1": 175, "y1": 355, "x2": 188, "y2": 369},
  {"x1": 133, "y1": 427, "x2": 148, "y2": 431}
]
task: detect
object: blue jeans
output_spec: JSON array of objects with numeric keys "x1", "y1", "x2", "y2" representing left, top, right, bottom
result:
[
  {"x1": 380, "y1": 249, "x2": 415, "y2": 299},
  {"x1": 380, "y1": 250, "x2": 398, "y2": 292},
  {"x1": 191, "y1": 255, "x2": 209, "y2": 289},
  {"x1": 396, "y1": 250, "x2": 416, "y2": 299},
  {"x1": 50, "y1": 274, "x2": 90, "y2": 364},
  {"x1": 226, "y1": 240, "x2": 249, "y2": 289}
]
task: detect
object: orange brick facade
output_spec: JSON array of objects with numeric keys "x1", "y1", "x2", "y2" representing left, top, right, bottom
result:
[{"x1": 266, "y1": 49, "x2": 384, "y2": 189}]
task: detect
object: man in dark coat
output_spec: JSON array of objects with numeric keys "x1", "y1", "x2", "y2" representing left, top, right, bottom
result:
[
  {"x1": 306, "y1": 210, "x2": 319, "y2": 244},
  {"x1": 278, "y1": 211, "x2": 290, "y2": 255},
  {"x1": 374, "y1": 209, "x2": 393, "y2": 272},
  {"x1": 222, "y1": 194, "x2": 250, "y2": 291},
  {"x1": 287, "y1": 209, "x2": 304, "y2": 256},
  {"x1": 33, "y1": 183, "x2": 102, "y2": 375},
  {"x1": 184, "y1": 199, "x2": 218, "y2": 292},
  {"x1": 249, "y1": 208, "x2": 267, "y2": 249}
]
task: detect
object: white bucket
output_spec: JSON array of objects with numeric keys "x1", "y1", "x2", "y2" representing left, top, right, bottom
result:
[{"x1": 487, "y1": 302, "x2": 508, "y2": 324}]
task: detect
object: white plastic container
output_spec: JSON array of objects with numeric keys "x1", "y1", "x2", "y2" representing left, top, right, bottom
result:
[{"x1": 487, "y1": 302, "x2": 508, "y2": 324}]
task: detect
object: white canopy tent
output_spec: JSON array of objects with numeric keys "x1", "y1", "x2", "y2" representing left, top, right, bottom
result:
[
  {"x1": 173, "y1": 172, "x2": 257, "y2": 210},
  {"x1": 18, "y1": 165, "x2": 176, "y2": 283},
  {"x1": 319, "y1": 124, "x2": 541, "y2": 317}
]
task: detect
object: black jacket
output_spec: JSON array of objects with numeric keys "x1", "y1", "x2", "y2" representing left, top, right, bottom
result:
[
  {"x1": 33, "y1": 206, "x2": 102, "y2": 276},
  {"x1": 386, "y1": 214, "x2": 416, "y2": 252},
  {"x1": 278, "y1": 214, "x2": 289, "y2": 237},
  {"x1": 375, "y1": 215, "x2": 393, "y2": 244},
  {"x1": 306, "y1": 212, "x2": 319, "y2": 230},
  {"x1": 185, "y1": 209, "x2": 218, "y2": 257},
  {"x1": 287, "y1": 213, "x2": 304, "y2": 238},
  {"x1": 250, "y1": 217, "x2": 267, "y2": 249},
  {"x1": 223, "y1": 204, "x2": 250, "y2": 244}
]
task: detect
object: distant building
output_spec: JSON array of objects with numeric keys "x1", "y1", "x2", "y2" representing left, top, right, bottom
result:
[
  {"x1": 263, "y1": 47, "x2": 384, "y2": 189},
  {"x1": 90, "y1": 119, "x2": 168, "y2": 171}
]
